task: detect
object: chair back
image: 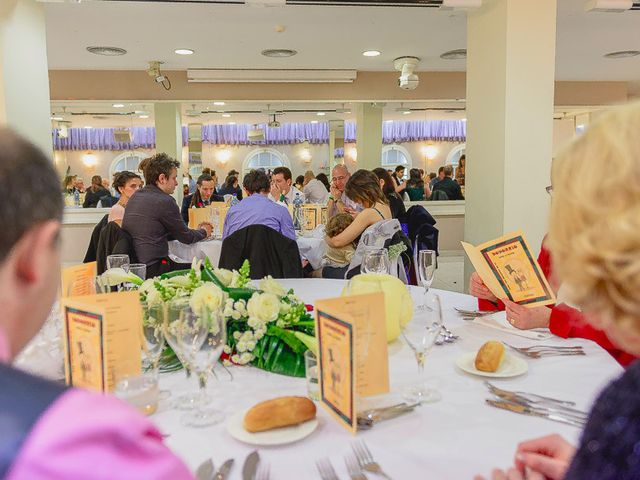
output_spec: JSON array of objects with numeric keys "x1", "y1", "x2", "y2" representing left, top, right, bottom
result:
[
  {"x1": 96, "y1": 221, "x2": 138, "y2": 274},
  {"x1": 83, "y1": 214, "x2": 109, "y2": 263}
]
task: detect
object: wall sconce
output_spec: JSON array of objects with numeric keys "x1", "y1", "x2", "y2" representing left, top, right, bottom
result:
[
  {"x1": 82, "y1": 151, "x2": 97, "y2": 167},
  {"x1": 348, "y1": 147, "x2": 358, "y2": 161},
  {"x1": 300, "y1": 148, "x2": 312, "y2": 162},
  {"x1": 216, "y1": 148, "x2": 232, "y2": 164},
  {"x1": 421, "y1": 143, "x2": 438, "y2": 160}
]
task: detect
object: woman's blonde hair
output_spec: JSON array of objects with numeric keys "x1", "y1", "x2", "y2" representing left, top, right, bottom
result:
[{"x1": 548, "y1": 101, "x2": 640, "y2": 348}]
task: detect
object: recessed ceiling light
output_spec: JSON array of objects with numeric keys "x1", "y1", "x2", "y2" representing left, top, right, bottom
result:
[
  {"x1": 86, "y1": 46, "x2": 127, "y2": 56},
  {"x1": 222, "y1": 113, "x2": 231, "y2": 118},
  {"x1": 317, "y1": 112, "x2": 326, "y2": 116},
  {"x1": 112, "y1": 103, "x2": 124, "y2": 108},
  {"x1": 213, "y1": 101, "x2": 225, "y2": 106},
  {"x1": 310, "y1": 120, "x2": 319, "y2": 124},
  {"x1": 139, "y1": 115, "x2": 149, "y2": 119},
  {"x1": 51, "y1": 116, "x2": 64, "y2": 121},
  {"x1": 604, "y1": 50, "x2": 640, "y2": 59},
  {"x1": 385, "y1": 120, "x2": 393, "y2": 123},
  {"x1": 402, "y1": 110, "x2": 412, "y2": 115},
  {"x1": 175, "y1": 48, "x2": 194, "y2": 55},
  {"x1": 227, "y1": 121, "x2": 236, "y2": 125},
  {"x1": 261, "y1": 49, "x2": 298, "y2": 58},
  {"x1": 84, "y1": 126, "x2": 93, "y2": 129},
  {"x1": 363, "y1": 50, "x2": 381, "y2": 57},
  {"x1": 440, "y1": 49, "x2": 467, "y2": 60},
  {"x1": 461, "y1": 118, "x2": 467, "y2": 122}
]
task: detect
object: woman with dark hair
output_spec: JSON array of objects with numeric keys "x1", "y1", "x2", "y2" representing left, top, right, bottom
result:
[
  {"x1": 455, "y1": 154, "x2": 466, "y2": 186},
  {"x1": 405, "y1": 168, "x2": 429, "y2": 201},
  {"x1": 294, "y1": 175, "x2": 305, "y2": 190},
  {"x1": 83, "y1": 175, "x2": 111, "y2": 208},
  {"x1": 373, "y1": 167, "x2": 406, "y2": 221},
  {"x1": 218, "y1": 175, "x2": 243, "y2": 201},
  {"x1": 108, "y1": 171, "x2": 142, "y2": 223},
  {"x1": 316, "y1": 173, "x2": 331, "y2": 192}
]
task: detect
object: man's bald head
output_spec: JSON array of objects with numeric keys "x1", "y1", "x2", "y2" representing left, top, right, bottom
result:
[{"x1": 331, "y1": 164, "x2": 351, "y2": 193}]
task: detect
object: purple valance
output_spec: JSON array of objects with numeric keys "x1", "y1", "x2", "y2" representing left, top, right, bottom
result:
[{"x1": 52, "y1": 120, "x2": 465, "y2": 151}]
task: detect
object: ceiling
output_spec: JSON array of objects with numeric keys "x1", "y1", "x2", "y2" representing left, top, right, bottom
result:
[{"x1": 43, "y1": 0, "x2": 640, "y2": 80}]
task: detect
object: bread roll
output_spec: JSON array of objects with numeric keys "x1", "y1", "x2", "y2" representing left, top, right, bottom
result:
[
  {"x1": 475, "y1": 341, "x2": 505, "y2": 372},
  {"x1": 243, "y1": 396, "x2": 316, "y2": 433}
]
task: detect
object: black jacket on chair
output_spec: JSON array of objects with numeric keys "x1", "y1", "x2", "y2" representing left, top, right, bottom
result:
[
  {"x1": 96, "y1": 221, "x2": 138, "y2": 274},
  {"x1": 406, "y1": 205, "x2": 437, "y2": 244},
  {"x1": 83, "y1": 214, "x2": 109, "y2": 263},
  {"x1": 219, "y1": 225, "x2": 303, "y2": 279}
]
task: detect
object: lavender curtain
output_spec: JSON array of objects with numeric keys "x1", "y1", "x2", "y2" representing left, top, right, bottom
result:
[{"x1": 53, "y1": 120, "x2": 465, "y2": 151}]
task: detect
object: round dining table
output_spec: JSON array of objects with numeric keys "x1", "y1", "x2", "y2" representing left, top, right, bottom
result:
[{"x1": 151, "y1": 279, "x2": 622, "y2": 479}]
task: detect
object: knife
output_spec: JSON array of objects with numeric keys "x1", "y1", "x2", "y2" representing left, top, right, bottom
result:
[
  {"x1": 488, "y1": 391, "x2": 588, "y2": 419},
  {"x1": 214, "y1": 459, "x2": 234, "y2": 480},
  {"x1": 486, "y1": 399, "x2": 585, "y2": 428},
  {"x1": 195, "y1": 459, "x2": 214, "y2": 480},
  {"x1": 242, "y1": 450, "x2": 260, "y2": 480}
]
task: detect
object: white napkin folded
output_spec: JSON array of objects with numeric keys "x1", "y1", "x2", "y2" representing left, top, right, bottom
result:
[{"x1": 473, "y1": 311, "x2": 554, "y2": 340}]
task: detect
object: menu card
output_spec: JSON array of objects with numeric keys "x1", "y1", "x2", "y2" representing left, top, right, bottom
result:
[
  {"x1": 187, "y1": 203, "x2": 229, "y2": 232},
  {"x1": 314, "y1": 293, "x2": 389, "y2": 434},
  {"x1": 61, "y1": 262, "x2": 97, "y2": 298},
  {"x1": 60, "y1": 291, "x2": 142, "y2": 392},
  {"x1": 462, "y1": 230, "x2": 555, "y2": 307},
  {"x1": 301, "y1": 205, "x2": 323, "y2": 230}
]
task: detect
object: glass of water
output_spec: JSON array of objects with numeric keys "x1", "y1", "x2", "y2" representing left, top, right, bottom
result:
[{"x1": 361, "y1": 248, "x2": 390, "y2": 275}]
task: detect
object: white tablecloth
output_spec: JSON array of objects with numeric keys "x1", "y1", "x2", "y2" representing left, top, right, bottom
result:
[
  {"x1": 169, "y1": 236, "x2": 327, "y2": 270},
  {"x1": 150, "y1": 279, "x2": 622, "y2": 479}
]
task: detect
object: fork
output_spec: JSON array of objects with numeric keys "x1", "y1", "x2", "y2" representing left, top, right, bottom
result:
[
  {"x1": 503, "y1": 343, "x2": 584, "y2": 352},
  {"x1": 345, "y1": 455, "x2": 368, "y2": 480},
  {"x1": 256, "y1": 463, "x2": 270, "y2": 480},
  {"x1": 484, "y1": 381, "x2": 576, "y2": 407},
  {"x1": 316, "y1": 458, "x2": 339, "y2": 480},
  {"x1": 352, "y1": 441, "x2": 393, "y2": 480}
]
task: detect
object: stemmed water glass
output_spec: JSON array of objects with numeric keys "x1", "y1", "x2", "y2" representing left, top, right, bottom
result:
[
  {"x1": 209, "y1": 207, "x2": 220, "y2": 239},
  {"x1": 166, "y1": 299, "x2": 227, "y2": 427},
  {"x1": 106, "y1": 254, "x2": 130, "y2": 271},
  {"x1": 401, "y1": 292, "x2": 443, "y2": 404},
  {"x1": 361, "y1": 248, "x2": 390, "y2": 275},
  {"x1": 140, "y1": 302, "x2": 171, "y2": 401},
  {"x1": 416, "y1": 249, "x2": 437, "y2": 309},
  {"x1": 123, "y1": 263, "x2": 146, "y2": 291}
]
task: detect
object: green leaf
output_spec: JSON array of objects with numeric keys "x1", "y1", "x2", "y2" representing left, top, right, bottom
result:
[
  {"x1": 253, "y1": 334, "x2": 305, "y2": 377},
  {"x1": 267, "y1": 325, "x2": 308, "y2": 355}
]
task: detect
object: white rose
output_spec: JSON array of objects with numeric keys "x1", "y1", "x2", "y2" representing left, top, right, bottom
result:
[
  {"x1": 190, "y1": 283, "x2": 226, "y2": 313},
  {"x1": 279, "y1": 302, "x2": 291, "y2": 314},
  {"x1": 247, "y1": 292, "x2": 281, "y2": 323},
  {"x1": 240, "y1": 352, "x2": 253, "y2": 364},
  {"x1": 214, "y1": 268, "x2": 234, "y2": 287},
  {"x1": 259, "y1": 276, "x2": 286, "y2": 296}
]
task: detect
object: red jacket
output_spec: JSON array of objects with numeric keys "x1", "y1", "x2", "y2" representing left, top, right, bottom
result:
[{"x1": 479, "y1": 243, "x2": 636, "y2": 367}]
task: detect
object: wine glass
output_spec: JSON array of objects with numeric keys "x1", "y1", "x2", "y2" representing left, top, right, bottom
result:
[
  {"x1": 209, "y1": 207, "x2": 220, "y2": 239},
  {"x1": 141, "y1": 302, "x2": 171, "y2": 402},
  {"x1": 361, "y1": 248, "x2": 390, "y2": 275},
  {"x1": 167, "y1": 299, "x2": 227, "y2": 427},
  {"x1": 416, "y1": 249, "x2": 437, "y2": 309},
  {"x1": 124, "y1": 263, "x2": 146, "y2": 291},
  {"x1": 401, "y1": 292, "x2": 443, "y2": 404},
  {"x1": 106, "y1": 254, "x2": 130, "y2": 271}
]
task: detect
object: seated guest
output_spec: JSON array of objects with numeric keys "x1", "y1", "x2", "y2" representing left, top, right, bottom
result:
[
  {"x1": 123, "y1": 153, "x2": 212, "y2": 278},
  {"x1": 0, "y1": 128, "x2": 191, "y2": 479},
  {"x1": 108, "y1": 171, "x2": 142, "y2": 223},
  {"x1": 372, "y1": 167, "x2": 406, "y2": 221},
  {"x1": 223, "y1": 170, "x2": 295, "y2": 240},
  {"x1": 478, "y1": 101, "x2": 640, "y2": 480},
  {"x1": 303, "y1": 170, "x2": 329, "y2": 204},
  {"x1": 82, "y1": 175, "x2": 111, "y2": 208},
  {"x1": 429, "y1": 167, "x2": 444, "y2": 189},
  {"x1": 431, "y1": 165, "x2": 464, "y2": 200},
  {"x1": 294, "y1": 175, "x2": 305, "y2": 191},
  {"x1": 62, "y1": 174, "x2": 76, "y2": 194},
  {"x1": 327, "y1": 164, "x2": 363, "y2": 217},
  {"x1": 405, "y1": 168, "x2": 430, "y2": 201},
  {"x1": 180, "y1": 173, "x2": 223, "y2": 225},
  {"x1": 322, "y1": 170, "x2": 392, "y2": 278},
  {"x1": 391, "y1": 165, "x2": 407, "y2": 195},
  {"x1": 74, "y1": 176, "x2": 86, "y2": 193},
  {"x1": 312, "y1": 213, "x2": 356, "y2": 277},
  {"x1": 268, "y1": 166, "x2": 304, "y2": 205},
  {"x1": 455, "y1": 154, "x2": 466, "y2": 186},
  {"x1": 316, "y1": 172, "x2": 331, "y2": 192},
  {"x1": 218, "y1": 174, "x2": 243, "y2": 201}
]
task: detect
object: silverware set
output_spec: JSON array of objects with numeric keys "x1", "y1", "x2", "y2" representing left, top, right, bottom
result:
[
  {"x1": 503, "y1": 342, "x2": 585, "y2": 358},
  {"x1": 436, "y1": 325, "x2": 460, "y2": 345},
  {"x1": 195, "y1": 450, "x2": 266, "y2": 480},
  {"x1": 484, "y1": 381, "x2": 588, "y2": 428},
  {"x1": 454, "y1": 308, "x2": 495, "y2": 321},
  {"x1": 357, "y1": 403, "x2": 418, "y2": 430},
  {"x1": 195, "y1": 458, "x2": 235, "y2": 480},
  {"x1": 317, "y1": 441, "x2": 392, "y2": 480}
]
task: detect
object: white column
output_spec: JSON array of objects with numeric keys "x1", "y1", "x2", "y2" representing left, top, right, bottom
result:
[
  {"x1": 464, "y1": 0, "x2": 557, "y2": 281},
  {"x1": 0, "y1": 0, "x2": 52, "y2": 155},
  {"x1": 355, "y1": 103, "x2": 383, "y2": 172},
  {"x1": 154, "y1": 103, "x2": 184, "y2": 204}
]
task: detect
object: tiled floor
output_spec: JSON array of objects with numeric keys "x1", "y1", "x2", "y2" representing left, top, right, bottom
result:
[{"x1": 432, "y1": 252, "x2": 465, "y2": 294}]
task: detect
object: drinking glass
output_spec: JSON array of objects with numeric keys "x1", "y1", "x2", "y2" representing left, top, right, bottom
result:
[
  {"x1": 401, "y1": 292, "x2": 443, "y2": 404},
  {"x1": 416, "y1": 249, "x2": 437, "y2": 309},
  {"x1": 106, "y1": 254, "x2": 130, "y2": 271},
  {"x1": 304, "y1": 350, "x2": 319, "y2": 401},
  {"x1": 141, "y1": 302, "x2": 171, "y2": 402},
  {"x1": 166, "y1": 299, "x2": 227, "y2": 427},
  {"x1": 209, "y1": 207, "x2": 220, "y2": 238},
  {"x1": 124, "y1": 263, "x2": 146, "y2": 291},
  {"x1": 115, "y1": 375, "x2": 159, "y2": 416},
  {"x1": 361, "y1": 248, "x2": 390, "y2": 275}
]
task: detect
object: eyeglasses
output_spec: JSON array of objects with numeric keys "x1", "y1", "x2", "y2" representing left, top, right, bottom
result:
[{"x1": 545, "y1": 185, "x2": 553, "y2": 196}]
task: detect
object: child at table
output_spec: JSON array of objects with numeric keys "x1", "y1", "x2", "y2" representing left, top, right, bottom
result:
[{"x1": 312, "y1": 213, "x2": 356, "y2": 277}]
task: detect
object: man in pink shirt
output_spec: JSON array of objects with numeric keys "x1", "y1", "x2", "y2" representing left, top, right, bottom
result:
[{"x1": 0, "y1": 128, "x2": 193, "y2": 480}]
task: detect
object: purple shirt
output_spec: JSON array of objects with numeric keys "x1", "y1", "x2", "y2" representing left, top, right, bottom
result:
[
  {"x1": 223, "y1": 193, "x2": 296, "y2": 240},
  {"x1": 0, "y1": 329, "x2": 192, "y2": 480}
]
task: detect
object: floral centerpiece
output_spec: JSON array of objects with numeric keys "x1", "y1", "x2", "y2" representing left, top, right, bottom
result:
[{"x1": 102, "y1": 258, "x2": 316, "y2": 378}]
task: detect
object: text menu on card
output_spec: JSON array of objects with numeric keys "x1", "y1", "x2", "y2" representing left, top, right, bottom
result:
[
  {"x1": 60, "y1": 291, "x2": 142, "y2": 392},
  {"x1": 315, "y1": 293, "x2": 389, "y2": 434},
  {"x1": 61, "y1": 262, "x2": 97, "y2": 298},
  {"x1": 462, "y1": 230, "x2": 556, "y2": 308}
]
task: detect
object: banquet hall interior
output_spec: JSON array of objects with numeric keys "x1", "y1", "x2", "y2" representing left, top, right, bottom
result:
[{"x1": 1, "y1": 0, "x2": 640, "y2": 479}]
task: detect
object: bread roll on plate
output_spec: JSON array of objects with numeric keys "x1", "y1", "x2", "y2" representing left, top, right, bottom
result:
[
  {"x1": 243, "y1": 396, "x2": 316, "y2": 433},
  {"x1": 475, "y1": 341, "x2": 505, "y2": 372}
]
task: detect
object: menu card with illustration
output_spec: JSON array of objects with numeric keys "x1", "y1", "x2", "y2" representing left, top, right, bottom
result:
[
  {"x1": 61, "y1": 262, "x2": 97, "y2": 298},
  {"x1": 60, "y1": 291, "x2": 142, "y2": 392},
  {"x1": 462, "y1": 230, "x2": 555, "y2": 308},
  {"x1": 301, "y1": 205, "x2": 323, "y2": 230},
  {"x1": 314, "y1": 293, "x2": 389, "y2": 434}
]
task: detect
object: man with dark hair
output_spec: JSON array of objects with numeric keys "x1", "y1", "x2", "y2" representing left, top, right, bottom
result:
[
  {"x1": 180, "y1": 173, "x2": 224, "y2": 224},
  {"x1": 0, "y1": 129, "x2": 191, "y2": 479},
  {"x1": 268, "y1": 166, "x2": 304, "y2": 205},
  {"x1": 223, "y1": 170, "x2": 295, "y2": 240},
  {"x1": 431, "y1": 164, "x2": 465, "y2": 200},
  {"x1": 123, "y1": 153, "x2": 213, "y2": 277},
  {"x1": 392, "y1": 165, "x2": 407, "y2": 195}
]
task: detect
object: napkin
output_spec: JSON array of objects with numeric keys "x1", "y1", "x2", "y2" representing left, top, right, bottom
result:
[{"x1": 473, "y1": 311, "x2": 554, "y2": 340}]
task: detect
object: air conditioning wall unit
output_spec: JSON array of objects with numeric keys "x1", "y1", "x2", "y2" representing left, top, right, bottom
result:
[
  {"x1": 248, "y1": 127, "x2": 266, "y2": 141},
  {"x1": 114, "y1": 130, "x2": 132, "y2": 143},
  {"x1": 188, "y1": 123, "x2": 203, "y2": 153},
  {"x1": 585, "y1": 0, "x2": 633, "y2": 11},
  {"x1": 188, "y1": 69, "x2": 357, "y2": 83}
]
